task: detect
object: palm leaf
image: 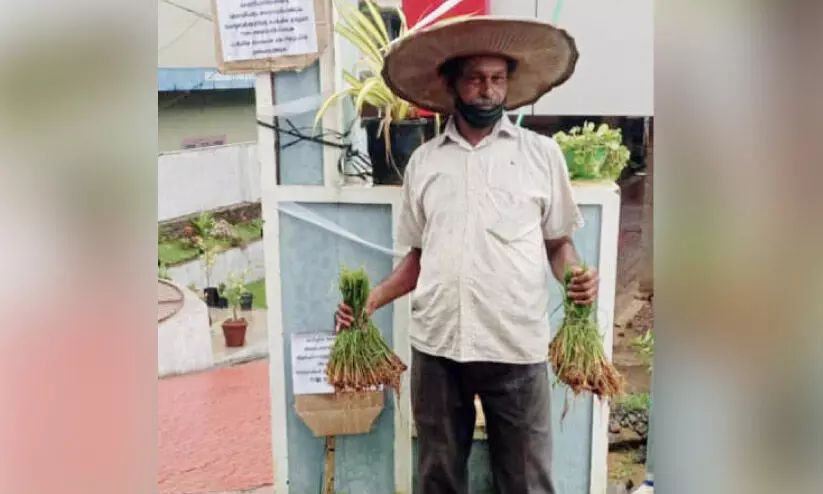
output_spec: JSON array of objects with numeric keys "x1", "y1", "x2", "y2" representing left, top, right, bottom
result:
[
  {"x1": 360, "y1": 0, "x2": 390, "y2": 47},
  {"x1": 396, "y1": 100, "x2": 411, "y2": 121},
  {"x1": 340, "y1": 1, "x2": 388, "y2": 50},
  {"x1": 313, "y1": 88, "x2": 351, "y2": 134},
  {"x1": 334, "y1": 24, "x2": 382, "y2": 65},
  {"x1": 354, "y1": 78, "x2": 381, "y2": 115},
  {"x1": 355, "y1": 78, "x2": 400, "y2": 115},
  {"x1": 334, "y1": 1, "x2": 387, "y2": 61},
  {"x1": 392, "y1": 6, "x2": 408, "y2": 35},
  {"x1": 342, "y1": 70, "x2": 363, "y2": 89}
]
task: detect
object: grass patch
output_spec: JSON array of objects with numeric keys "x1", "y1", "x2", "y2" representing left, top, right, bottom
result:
[
  {"x1": 608, "y1": 449, "x2": 645, "y2": 484},
  {"x1": 158, "y1": 239, "x2": 200, "y2": 265},
  {"x1": 244, "y1": 279, "x2": 267, "y2": 309},
  {"x1": 158, "y1": 219, "x2": 263, "y2": 266},
  {"x1": 234, "y1": 221, "x2": 263, "y2": 242},
  {"x1": 615, "y1": 392, "x2": 651, "y2": 412}
]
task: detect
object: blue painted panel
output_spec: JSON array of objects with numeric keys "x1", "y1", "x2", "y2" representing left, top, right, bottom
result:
[
  {"x1": 157, "y1": 68, "x2": 256, "y2": 91},
  {"x1": 279, "y1": 202, "x2": 603, "y2": 493},
  {"x1": 546, "y1": 203, "x2": 602, "y2": 494},
  {"x1": 274, "y1": 62, "x2": 325, "y2": 186},
  {"x1": 279, "y1": 203, "x2": 395, "y2": 494},
  {"x1": 413, "y1": 439, "x2": 497, "y2": 493}
]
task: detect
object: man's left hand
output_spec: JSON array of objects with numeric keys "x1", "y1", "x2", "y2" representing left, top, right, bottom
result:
[{"x1": 568, "y1": 266, "x2": 599, "y2": 305}]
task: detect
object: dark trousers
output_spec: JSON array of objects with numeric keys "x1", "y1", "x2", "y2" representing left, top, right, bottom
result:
[{"x1": 411, "y1": 348, "x2": 555, "y2": 494}]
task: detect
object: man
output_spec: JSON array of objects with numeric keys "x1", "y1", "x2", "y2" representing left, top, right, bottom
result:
[{"x1": 336, "y1": 17, "x2": 597, "y2": 494}]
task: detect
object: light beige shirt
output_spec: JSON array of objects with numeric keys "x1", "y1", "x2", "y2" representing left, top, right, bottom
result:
[{"x1": 397, "y1": 116, "x2": 584, "y2": 364}]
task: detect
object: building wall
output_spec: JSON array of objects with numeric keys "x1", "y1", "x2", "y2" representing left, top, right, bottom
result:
[
  {"x1": 166, "y1": 240, "x2": 265, "y2": 288},
  {"x1": 158, "y1": 142, "x2": 260, "y2": 222},
  {"x1": 158, "y1": 89, "x2": 257, "y2": 152},
  {"x1": 158, "y1": 0, "x2": 217, "y2": 68},
  {"x1": 488, "y1": 0, "x2": 653, "y2": 117}
]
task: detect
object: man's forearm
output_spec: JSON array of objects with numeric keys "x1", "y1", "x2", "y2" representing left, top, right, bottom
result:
[
  {"x1": 545, "y1": 237, "x2": 581, "y2": 282},
  {"x1": 371, "y1": 248, "x2": 422, "y2": 310}
]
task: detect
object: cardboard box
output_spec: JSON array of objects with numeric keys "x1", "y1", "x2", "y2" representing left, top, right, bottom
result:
[{"x1": 295, "y1": 390, "x2": 385, "y2": 437}]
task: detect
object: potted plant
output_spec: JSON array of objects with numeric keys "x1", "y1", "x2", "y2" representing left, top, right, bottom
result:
[
  {"x1": 553, "y1": 122, "x2": 631, "y2": 181},
  {"x1": 219, "y1": 271, "x2": 251, "y2": 347},
  {"x1": 199, "y1": 240, "x2": 219, "y2": 307},
  {"x1": 240, "y1": 291, "x2": 254, "y2": 310},
  {"x1": 314, "y1": 0, "x2": 467, "y2": 185},
  {"x1": 187, "y1": 212, "x2": 221, "y2": 307},
  {"x1": 217, "y1": 282, "x2": 229, "y2": 308}
]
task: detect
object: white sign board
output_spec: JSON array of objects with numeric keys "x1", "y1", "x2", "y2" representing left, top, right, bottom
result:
[
  {"x1": 291, "y1": 331, "x2": 335, "y2": 395},
  {"x1": 215, "y1": 0, "x2": 318, "y2": 62}
]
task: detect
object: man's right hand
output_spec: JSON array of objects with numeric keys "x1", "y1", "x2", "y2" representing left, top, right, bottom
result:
[
  {"x1": 334, "y1": 290, "x2": 380, "y2": 333},
  {"x1": 334, "y1": 302, "x2": 354, "y2": 333},
  {"x1": 334, "y1": 248, "x2": 420, "y2": 332}
]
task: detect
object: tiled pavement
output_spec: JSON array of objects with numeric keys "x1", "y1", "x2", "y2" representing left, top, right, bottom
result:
[
  {"x1": 159, "y1": 360, "x2": 273, "y2": 494},
  {"x1": 205, "y1": 487, "x2": 273, "y2": 494}
]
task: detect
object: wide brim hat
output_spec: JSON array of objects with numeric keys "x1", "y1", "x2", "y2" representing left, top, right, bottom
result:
[{"x1": 381, "y1": 16, "x2": 579, "y2": 114}]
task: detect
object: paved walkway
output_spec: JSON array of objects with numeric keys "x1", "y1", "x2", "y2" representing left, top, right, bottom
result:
[{"x1": 159, "y1": 361, "x2": 273, "y2": 494}]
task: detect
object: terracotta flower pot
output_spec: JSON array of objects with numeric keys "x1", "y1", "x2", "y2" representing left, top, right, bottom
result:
[{"x1": 222, "y1": 318, "x2": 248, "y2": 347}]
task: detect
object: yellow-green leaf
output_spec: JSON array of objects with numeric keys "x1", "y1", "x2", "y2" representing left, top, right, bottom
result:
[
  {"x1": 392, "y1": 6, "x2": 408, "y2": 36},
  {"x1": 335, "y1": 2, "x2": 386, "y2": 55},
  {"x1": 312, "y1": 89, "x2": 350, "y2": 134},
  {"x1": 354, "y1": 78, "x2": 381, "y2": 115},
  {"x1": 342, "y1": 70, "x2": 362, "y2": 89},
  {"x1": 334, "y1": 24, "x2": 382, "y2": 65},
  {"x1": 362, "y1": 0, "x2": 390, "y2": 46}
]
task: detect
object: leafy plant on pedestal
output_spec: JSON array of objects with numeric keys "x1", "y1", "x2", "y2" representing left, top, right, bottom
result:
[{"x1": 553, "y1": 122, "x2": 631, "y2": 181}]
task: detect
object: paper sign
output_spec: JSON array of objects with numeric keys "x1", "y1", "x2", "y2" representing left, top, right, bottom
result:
[
  {"x1": 215, "y1": 0, "x2": 318, "y2": 62},
  {"x1": 291, "y1": 331, "x2": 335, "y2": 395}
]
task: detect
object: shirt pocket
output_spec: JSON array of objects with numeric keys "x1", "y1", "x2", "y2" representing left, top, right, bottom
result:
[{"x1": 483, "y1": 186, "x2": 541, "y2": 244}]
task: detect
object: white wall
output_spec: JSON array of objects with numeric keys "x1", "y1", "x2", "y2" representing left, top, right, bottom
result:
[
  {"x1": 158, "y1": 0, "x2": 218, "y2": 68},
  {"x1": 166, "y1": 240, "x2": 266, "y2": 288},
  {"x1": 491, "y1": 0, "x2": 654, "y2": 116},
  {"x1": 158, "y1": 142, "x2": 260, "y2": 222}
]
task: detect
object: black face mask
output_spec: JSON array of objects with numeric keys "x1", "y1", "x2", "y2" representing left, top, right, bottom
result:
[{"x1": 454, "y1": 97, "x2": 504, "y2": 129}]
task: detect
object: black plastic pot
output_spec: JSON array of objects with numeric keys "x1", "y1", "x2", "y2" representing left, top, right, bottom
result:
[
  {"x1": 362, "y1": 118, "x2": 434, "y2": 186},
  {"x1": 240, "y1": 292, "x2": 253, "y2": 311},
  {"x1": 358, "y1": 3, "x2": 402, "y2": 41},
  {"x1": 203, "y1": 287, "x2": 220, "y2": 308}
]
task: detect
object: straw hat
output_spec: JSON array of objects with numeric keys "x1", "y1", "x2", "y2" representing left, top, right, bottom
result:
[{"x1": 382, "y1": 16, "x2": 579, "y2": 114}]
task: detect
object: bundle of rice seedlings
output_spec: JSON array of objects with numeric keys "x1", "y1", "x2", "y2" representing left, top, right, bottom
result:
[
  {"x1": 326, "y1": 267, "x2": 407, "y2": 394},
  {"x1": 549, "y1": 264, "x2": 624, "y2": 402}
]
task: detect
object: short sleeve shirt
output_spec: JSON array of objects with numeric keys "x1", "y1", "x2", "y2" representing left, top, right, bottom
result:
[{"x1": 397, "y1": 116, "x2": 584, "y2": 364}]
